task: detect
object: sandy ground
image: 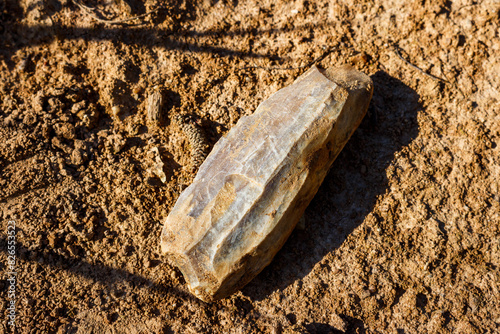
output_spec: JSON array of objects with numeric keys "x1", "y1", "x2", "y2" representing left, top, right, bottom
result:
[{"x1": 1, "y1": 0, "x2": 500, "y2": 333}]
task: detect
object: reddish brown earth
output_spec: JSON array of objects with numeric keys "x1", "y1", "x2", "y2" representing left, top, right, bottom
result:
[{"x1": 1, "y1": 0, "x2": 499, "y2": 333}]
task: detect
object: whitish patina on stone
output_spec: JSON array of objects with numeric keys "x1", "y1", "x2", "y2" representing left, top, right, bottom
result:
[{"x1": 161, "y1": 65, "x2": 373, "y2": 302}]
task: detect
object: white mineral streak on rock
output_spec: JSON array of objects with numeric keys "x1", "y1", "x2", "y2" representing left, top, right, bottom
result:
[{"x1": 161, "y1": 65, "x2": 373, "y2": 302}]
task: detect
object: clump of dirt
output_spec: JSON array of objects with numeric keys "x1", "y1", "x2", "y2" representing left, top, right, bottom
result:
[{"x1": 1, "y1": 0, "x2": 499, "y2": 333}]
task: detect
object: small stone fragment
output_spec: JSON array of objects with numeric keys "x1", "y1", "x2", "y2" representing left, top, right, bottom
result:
[
  {"x1": 71, "y1": 148, "x2": 85, "y2": 165},
  {"x1": 149, "y1": 147, "x2": 167, "y2": 183},
  {"x1": 17, "y1": 58, "x2": 29, "y2": 72},
  {"x1": 111, "y1": 105, "x2": 121, "y2": 117},
  {"x1": 160, "y1": 65, "x2": 373, "y2": 302},
  {"x1": 71, "y1": 100, "x2": 87, "y2": 114},
  {"x1": 32, "y1": 90, "x2": 45, "y2": 112},
  {"x1": 147, "y1": 88, "x2": 164, "y2": 125},
  {"x1": 47, "y1": 232, "x2": 60, "y2": 248},
  {"x1": 350, "y1": 51, "x2": 370, "y2": 66}
]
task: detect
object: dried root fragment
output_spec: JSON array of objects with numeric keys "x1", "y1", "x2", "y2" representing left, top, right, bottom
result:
[
  {"x1": 161, "y1": 65, "x2": 374, "y2": 302},
  {"x1": 173, "y1": 114, "x2": 209, "y2": 169}
]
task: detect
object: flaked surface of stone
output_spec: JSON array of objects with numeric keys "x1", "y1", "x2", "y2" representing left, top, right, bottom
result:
[{"x1": 161, "y1": 65, "x2": 373, "y2": 302}]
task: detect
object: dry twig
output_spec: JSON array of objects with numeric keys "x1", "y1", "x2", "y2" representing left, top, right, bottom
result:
[
  {"x1": 393, "y1": 45, "x2": 449, "y2": 83},
  {"x1": 239, "y1": 46, "x2": 336, "y2": 71}
]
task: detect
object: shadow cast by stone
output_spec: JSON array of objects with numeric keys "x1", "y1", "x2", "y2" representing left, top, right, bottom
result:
[
  {"x1": 0, "y1": 234, "x2": 202, "y2": 304},
  {"x1": 305, "y1": 322, "x2": 351, "y2": 334},
  {"x1": 241, "y1": 71, "x2": 422, "y2": 307}
]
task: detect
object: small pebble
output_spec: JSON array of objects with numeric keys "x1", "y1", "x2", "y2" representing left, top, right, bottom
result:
[
  {"x1": 71, "y1": 100, "x2": 86, "y2": 114},
  {"x1": 358, "y1": 288, "x2": 371, "y2": 299},
  {"x1": 111, "y1": 105, "x2": 121, "y2": 117},
  {"x1": 71, "y1": 148, "x2": 85, "y2": 165},
  {"x1": 350, "y1": 52, "x2": 370, "y2": 66},
  {"x1": 47, "y1": 232, "x2": 59, "y2": 248},
  {"x1": 17, "y1": 58, "x2": 28, "y2": 72}
]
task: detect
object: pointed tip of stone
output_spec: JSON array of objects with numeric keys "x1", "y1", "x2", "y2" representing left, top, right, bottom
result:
[
  {"x1": 320, "y1": 64, "x2": 374, "y2": 129},
  {"x1": 322, "y1": 64, "x2": 373, "y2": 95}
]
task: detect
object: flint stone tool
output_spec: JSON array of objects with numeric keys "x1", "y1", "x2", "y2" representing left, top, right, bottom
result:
[{"x1": 161, "y1": 65, "x2": 373, "y2": 302}]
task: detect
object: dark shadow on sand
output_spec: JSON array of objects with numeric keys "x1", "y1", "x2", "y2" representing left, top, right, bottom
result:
[{"x1": 1, "y1": 0, "x2": 334, "y2": 67}]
